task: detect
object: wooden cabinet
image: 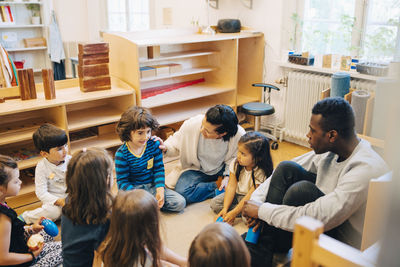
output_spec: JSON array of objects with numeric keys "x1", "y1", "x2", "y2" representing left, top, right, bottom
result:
[
  {"x1": 103, "y1": 29, "x2": 264, "y2": 126},
  {"x1": 0, "y1": 1, "x2": 50, "y2": 80},
  {"x1": 0, "y1": 77, "x2": 135, "y2": 212}
]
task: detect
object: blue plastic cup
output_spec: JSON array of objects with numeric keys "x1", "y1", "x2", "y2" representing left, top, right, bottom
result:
[
  {"x1": 41, "y1": 219, "x2": 59, "y2": 237},
  {"x1": 245, "y1": 226, "x2": 261, "y2": 244},
  {"x1": 216, "y1": 216, "x2": 224, "y2": 222}
]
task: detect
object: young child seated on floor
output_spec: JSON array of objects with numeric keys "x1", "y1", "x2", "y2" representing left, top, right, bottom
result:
[
  {"x1": 115, "y1": 106, "x2": 185, "y2": 212},
  {"x1": 189, "y1": 222, "x2": 250, "y2": 267},
  {"x1": 19, "y1": 124, "x2": 71, "y2": 224},
  {"x1": 61, "y1": 148, "x2": 114, "y2": 267},
  {"x1": 0, "y1": 155, "x2": 62, "y2": 267},
  {"x1": 99, "y1": 189, "x2": 187, "y2": 267},
  {"x1": 210, "y1": 131, "x2": 273, "y2": 224}
]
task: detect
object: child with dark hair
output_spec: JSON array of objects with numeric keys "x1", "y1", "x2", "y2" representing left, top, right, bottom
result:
[
  {"x1": 189, "y1": 222, "x2": 250, "y2": 267},
  {"x1": 99, "y1": 189, "x2": 186, "y2": 267},
  {"x1": 160, "y1": 104, "x2": 246, "y2": 204},
  {"x1": 115, "y1": 106, "x2": 185, "y2": 212},
  {"x1": 0, "y1": 154, "x2": 62, "y2": 267},
  {"x1": 61, "y1": 148, "x2": 114, "y2": 267},
  {"x1": 19, "y1": 124, "x2": 70, "y2": 224},
  {"x1": 210, "y1": 131, "x2": 273, "y2": 224}
]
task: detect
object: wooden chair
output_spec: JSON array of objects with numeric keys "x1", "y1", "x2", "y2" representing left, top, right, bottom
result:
[{"x1": 291, "y1": 172, "x2": 392, "y2": 267}]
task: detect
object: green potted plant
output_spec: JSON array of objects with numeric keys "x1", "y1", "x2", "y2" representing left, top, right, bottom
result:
[{"x1": 26, "y1": 4, "x2": 40, "y2": 24}]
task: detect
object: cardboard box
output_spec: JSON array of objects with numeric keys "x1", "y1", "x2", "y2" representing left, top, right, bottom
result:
[
  {"x1": 166, "y1": 63, "x2": 182, "y2": 74},
  {"x1": 152, "y1": 65, "x2": 169, "y2": 76},
  {"x1": 323, "y1": 54, "x2": 332, "y2": 68},
  {"x1": 140, "y1": 66, "x2": 156, "y2": 78}
]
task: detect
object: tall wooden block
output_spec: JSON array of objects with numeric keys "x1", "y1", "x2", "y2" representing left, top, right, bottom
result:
[
  {"x1": 42, "y1": 69, "x2": 56, "y2": 100},
  {"x1": 78, "y1": 63, "x2": 109, "y2": 78},
  {"x1": 79, "y1": 76, "x2": 111, "y2": 92},
  {"x1": 147, "y1": 46, "x2": 160, "y2": 59},
  {"x1": 17, "y1": 69, "x2": 30, "y2": 100},
  {"x1": 78, "y1": 53, "x2": 109, "y2": 65},
  {"x1": 27, "y1": 69, "x2": 37, "y2": 99},
  {"x1": 78, "y1": 43, "x2": 109, "y2": 56}
]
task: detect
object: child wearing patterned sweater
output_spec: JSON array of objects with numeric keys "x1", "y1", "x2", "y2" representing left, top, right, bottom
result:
[
  {"x1": 19, "y1": 124, "x2": 71, "y2": 224},
  {"x1": 115, "y1": 106, "x2": 185, "y2": 212}
]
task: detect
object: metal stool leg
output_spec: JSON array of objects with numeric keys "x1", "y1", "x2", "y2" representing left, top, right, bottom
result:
[{"x1": 254, "y1": 116, "x2": 261, "y2": 132}]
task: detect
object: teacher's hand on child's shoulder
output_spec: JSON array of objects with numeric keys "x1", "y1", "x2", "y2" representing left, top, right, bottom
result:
[{"x1": 151, "y1": 136, "x2": 167, "y2": 152}]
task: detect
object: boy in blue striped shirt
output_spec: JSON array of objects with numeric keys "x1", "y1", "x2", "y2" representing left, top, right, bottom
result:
[{"x1": 115, "y1": 106, "x2": 186, "y2": 212}]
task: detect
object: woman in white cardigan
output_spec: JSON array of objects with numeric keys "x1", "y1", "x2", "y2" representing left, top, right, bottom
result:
[{"x1": 161, "y1": 105, "x2": 245, "y2": 205}]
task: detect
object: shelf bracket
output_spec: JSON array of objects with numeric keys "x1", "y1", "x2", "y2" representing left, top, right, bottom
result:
[
  {"x1": 241, "y1": 0, "x2": 253, "y2": 9},
  {"x1": 206, "y1": 0, "x2": 219, "y2": 9}
]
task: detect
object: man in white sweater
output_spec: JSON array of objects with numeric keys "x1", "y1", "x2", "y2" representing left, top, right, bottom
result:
[
  {"x1": 161, "y1": 105, "x2": 245, "y2": 205},
  {"x1": 242, "y1": 97, "x2": 388, "y2": 267}
]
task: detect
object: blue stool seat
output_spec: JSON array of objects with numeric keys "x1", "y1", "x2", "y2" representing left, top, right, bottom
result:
[{"x1": 242, "y1": 102, "x2": 275, "y2": 116}]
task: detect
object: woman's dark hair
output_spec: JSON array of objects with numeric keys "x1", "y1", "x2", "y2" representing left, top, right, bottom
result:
[
  {"x1": 32, "y1": 123, "x2": 68, "y2": 152},
  {"x1": 100, "y1": 190, "x2": 161, "y2": 267},
  {"x1": 312, "y1": 97, "x2": 355, "y2": 139},
  {"x1": 189, "y1": 223, "x2": 251, "y2": 267},
  {"x1": 0, "y1": 155, "x2": 18, "y2": 188},
  {"x1": 62, "y1": 148, "x2": 113, "y2": 225},
  {"x1": 205, "y1": 105, "x2": 238, "y2": 141},
  {"x1": 116, "y1": 106, "x2": 160, "y2": 142},
  {"x1": 235, "y1": 131, "x2": 273, "y2": 187}
]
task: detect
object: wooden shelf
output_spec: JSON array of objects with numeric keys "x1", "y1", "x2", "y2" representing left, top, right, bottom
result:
[
  {"x1": 0, "y1": 1, "x2": 43, "y2": 5},
  {"x1": 0, "y1": 125, "x2": 41, "y2": 146},
  {"x1": 0, "y1": 24, "x2": 44, "y2": 28},
  {"x1": 7, "y1": 46, "x2": 47, "y2": 52},
  {"x1": 68, "y1": 106, "x2": 123, "y2": 131},
  {"x1": 140, "y1": 67, "x2": 216, "y2": 82},
  {"x1": 142, "y1": 83, "x2": 235, "y2": 108},
  {"x1": 237, "y1": 94, "x2": 260, "y2": 106},
  {"x1": 139, "y1": 50, "x2": 217, "y2": 64},
  {"x1": 17, "y1": 156, "x2": 40, "y2": 170},
  {"x1": 152, "y1": 99, "x2": 235, "y2": 126},
  {"x1": 70, "y1": 133, "x2": 122, "y2": 154}
]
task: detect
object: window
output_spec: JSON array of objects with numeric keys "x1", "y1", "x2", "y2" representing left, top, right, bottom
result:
[
  {"x1": 298, "y1": 0, "x2": 400, "y2": 61},
  {"x1": 107, "y1": 0, "x2": 149, "y2": 31}
]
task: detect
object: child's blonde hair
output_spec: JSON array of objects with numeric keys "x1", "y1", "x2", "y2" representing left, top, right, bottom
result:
[
  {"x1": 189, "y1": 223, "x2": 251, "y2": 267},
  {"x1": 100, "y1": 189, "x2": 162, "y2": 267},
  {"x1": 62, "y1": 148, "x2": 113, "y2": 225}
]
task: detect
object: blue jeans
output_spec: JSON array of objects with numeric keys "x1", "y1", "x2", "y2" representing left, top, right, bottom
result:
[
  {"x1": 175, "y1": 169, "x2": 223, "y2": 204},
  {"x1": 131, "y1": 183, "x2": 186, "y2": 212}
]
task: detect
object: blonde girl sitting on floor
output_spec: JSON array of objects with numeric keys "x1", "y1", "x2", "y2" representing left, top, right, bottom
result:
[
  {"x1": 99, "y1": 189, "x2": 187, "y2": 267},
  {"x1": 210, "y1": 131, "x2": 273, "y2": 224}
]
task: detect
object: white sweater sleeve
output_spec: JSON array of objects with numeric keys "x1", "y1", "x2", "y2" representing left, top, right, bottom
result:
[
  {"x1": 35, "y1": 162, "x2": 59, "y2": 204},
  {"x1": 258, "y1": 161, "x2": 375, "y2": 232},
  {"x1": 164, "y1": 122, "x2": 186, "y2": 158}
]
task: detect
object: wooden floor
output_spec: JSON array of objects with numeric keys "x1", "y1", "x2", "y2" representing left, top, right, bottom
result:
[{"x1": 270, "y1": 141, "x2": 311, "y2": 166}]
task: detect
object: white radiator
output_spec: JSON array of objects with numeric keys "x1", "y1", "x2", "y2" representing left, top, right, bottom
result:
[{"x1": 283, "y1": 71, "x2": 376, "y2": 145}]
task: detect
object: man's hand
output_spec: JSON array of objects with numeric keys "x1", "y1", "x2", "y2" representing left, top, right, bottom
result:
[
  {"x1": 219, "y1": 176, "x2": 229, "y2": 191},
  {"x1": 151, "y1": 136, "x2": 167, "y2": 152},
  {"x1": 54, "y1": 198, "x2": 65, "y2": 207},
  {"x1": 156, "y1": 187, "x2": 165, "y2": 208},
  {"x1": 242, "y1": 200, "x2": 262, "y2": 219}
]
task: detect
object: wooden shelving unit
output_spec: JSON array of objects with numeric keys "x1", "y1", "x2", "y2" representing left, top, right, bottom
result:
[
  {"x1": 103, "y1": 29, "x2": 264, "y2": 126},
  {"x1": 0, "y1": 77, "x2": 135, "y2": 212}
]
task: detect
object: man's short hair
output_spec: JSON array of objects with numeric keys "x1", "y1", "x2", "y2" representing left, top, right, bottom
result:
[
  {"x1": 33, "y1": 124, "x2": 68, "y2": 152},
  {"x1": 312, "y1": 97, "x2": 355, "y2": 139},
  {"x1": 116, "y1": 106, "x2": 159, "y2": 142},
  {"x1": 205, "y1": 105, "x2": 238, "y2": 141}
]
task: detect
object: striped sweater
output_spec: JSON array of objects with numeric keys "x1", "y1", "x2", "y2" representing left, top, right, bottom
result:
[{"x1": 115, "y1": 139, "x2": 165, "y2": 190}]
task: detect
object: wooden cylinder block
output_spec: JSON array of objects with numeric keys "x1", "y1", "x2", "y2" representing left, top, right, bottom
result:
[
  {"x1": 17, "y1": 69, "x2": 37, "y2": 100},
  {"x1": 42, "y1": 69, "x2": 56, "y2": 100}
]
